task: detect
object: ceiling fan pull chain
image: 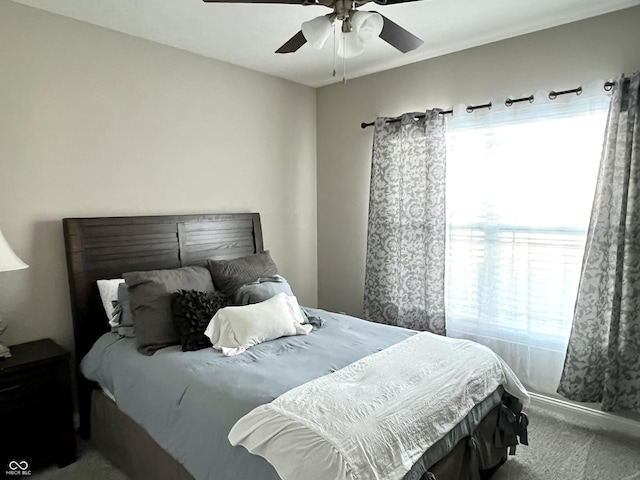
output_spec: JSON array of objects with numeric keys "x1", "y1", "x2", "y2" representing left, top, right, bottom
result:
[
  {"x1": 342, "y1": 31, "x2": 347, "y2": 84},
  {"x1": 332, "y1": 23, "x2": 337, "y2": 77},
  {"x1": 343, "y1": 55, "x2": 347, "y2": 84}
]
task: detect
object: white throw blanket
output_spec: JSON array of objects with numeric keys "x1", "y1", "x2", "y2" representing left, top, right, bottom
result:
[{"x1": 228, "y1": 332, "x2": 529, "y2": 480}]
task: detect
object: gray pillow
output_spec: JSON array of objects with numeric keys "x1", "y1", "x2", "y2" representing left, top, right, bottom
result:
[
  {"x1": 111, "y1": 282, "x2": 135, "y2": 338},
  {"x1": 123, "y1": 266, "x2": 214, "y2": 355},
  {"x1": 233, "y1": 275, "x2": 324, "y2": 328},
  {"x1": 233, "y1": 275, "x2": 294, "y2": 305},
  {"x1": 207, "y1": 251, "x2": 278, "y2": 300}
]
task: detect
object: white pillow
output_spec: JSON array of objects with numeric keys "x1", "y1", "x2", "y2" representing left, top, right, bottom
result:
[
  {"x1": 204, "y1": 292, "x2": 312, "y2": 356},
  {"x1": 97, "y1": 278, "x2": 125, "y2": 328}
]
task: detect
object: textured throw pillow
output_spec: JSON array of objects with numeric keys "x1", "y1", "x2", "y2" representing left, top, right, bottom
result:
[
  {"x1": 204, "y1": 292, "x2": 311, "y2": 357},
  {"x1": 123, "y1": 266, "x2": 214, "y2": 355},
  {"x1": 171, "y1": 289, "x2": 226, "y2": 351},
  {"x1": 111, "y1": 282, "x2": 135, "y2": 338},
  {"x1": 207, "y1": 251, "x2": 278, "y2": 300}
]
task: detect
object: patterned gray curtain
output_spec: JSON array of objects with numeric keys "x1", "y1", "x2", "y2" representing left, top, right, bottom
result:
[
  {"x1": 558, "y1": 71, "x2": 640, "y2": 412},
  {"x1": 363, "y1": 111, "x2": 446, "y2": 335}
]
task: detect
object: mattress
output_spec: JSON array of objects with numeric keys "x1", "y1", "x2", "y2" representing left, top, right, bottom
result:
[{"x1": 80, "y1": 308, "x2": 519, "y2": 480}]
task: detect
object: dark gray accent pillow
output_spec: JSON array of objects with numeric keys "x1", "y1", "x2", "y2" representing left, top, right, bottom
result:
[
  {"x1": 111, "y1": 282, "x2": 135, "y2": 338},
  {"x1": 123, "y1": 266, "x2": 214, "y2": 355},
  {"x1": 207, "y1": 251, "x2": 278, "y2": 300},
  {"x1": 171, "y1": 289, "x2": 226, "y2": 351}
]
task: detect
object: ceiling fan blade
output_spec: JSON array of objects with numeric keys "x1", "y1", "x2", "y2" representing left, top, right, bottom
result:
[
  {"x1": 276, "y1": 31, "x2": 308, "y2": 54},
  {"x1": 375, "y1": 13, "x2": 423, "y2": 53},
  {"x1": 371, "y1": 0, "x2": 425, "y2": 4},
  {"x1": 203, "y1": 0, "x2": 324, "y2": 4}
]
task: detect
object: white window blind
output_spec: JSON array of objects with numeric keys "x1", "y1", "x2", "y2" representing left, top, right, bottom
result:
[{"x1": 445, "y1": 87, "x2": 610, "y2": 394}]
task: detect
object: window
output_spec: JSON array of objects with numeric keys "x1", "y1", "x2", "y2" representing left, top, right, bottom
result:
[{"x1": 445, "y1": 91, "x2": 610, "y2": 393}]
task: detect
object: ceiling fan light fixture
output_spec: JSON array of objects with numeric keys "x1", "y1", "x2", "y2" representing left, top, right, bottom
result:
[
  {"x1": 351, "y1": 11, "x2": 383, "y2": 44},
  {"x1": 337, "y1": 30, "x2": 365, "y2": 58},
  {"x1": 301, "y1": 15, "x2": 332, "y2": 49}
]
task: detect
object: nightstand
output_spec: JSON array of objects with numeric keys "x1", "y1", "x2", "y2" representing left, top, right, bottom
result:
[{"x1": 0, "y1": 339, "x2": 76, "y2": 471}]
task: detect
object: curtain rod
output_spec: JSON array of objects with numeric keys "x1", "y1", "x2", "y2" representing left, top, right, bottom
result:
[{"x1": 360, "y1": 80, "x2": 624, "y2": 129}]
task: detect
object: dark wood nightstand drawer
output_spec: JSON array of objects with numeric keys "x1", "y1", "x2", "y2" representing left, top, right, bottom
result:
[
  {"x1": 0, "y1": 366, "x2": 56, "y2": 411},
  {"x1": 0, "y1": 339, "x2": 76, "y2": 469}
]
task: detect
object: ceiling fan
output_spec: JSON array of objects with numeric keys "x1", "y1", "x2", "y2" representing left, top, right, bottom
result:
[{"x1": 202, "y1": 0, "x2": 424, "y2": 58}]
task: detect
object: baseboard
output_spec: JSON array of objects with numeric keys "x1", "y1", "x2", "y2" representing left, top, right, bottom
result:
[{"x1": 529, "y1": 392, "x2": 640, "y2": 439}]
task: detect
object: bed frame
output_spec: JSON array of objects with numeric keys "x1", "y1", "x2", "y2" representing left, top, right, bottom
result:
[
  {"x1": 63, "y1": 212, "x2": 264, "y2": 438},
  {"x1": 63, "y1": 212, "x2": 513, "y2": 480}
]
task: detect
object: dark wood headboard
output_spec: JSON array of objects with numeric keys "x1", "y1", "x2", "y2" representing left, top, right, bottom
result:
[{"x1": 63, "y1": 213, "x2": 263, "y2": 436}]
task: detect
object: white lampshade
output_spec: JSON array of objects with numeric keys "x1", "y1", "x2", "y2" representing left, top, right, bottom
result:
[
  {"x1": 0, "y1": 228, "x2": 28, "y2": 272},
  {"x1": 337, "y1": 11, "x2": 383, "y2": 58},
  {"x1": 351, "y1": 11, "x2": 383, "y2": 44},
  {"x1": 337, "y1": 31, "x2": 365, "y2": 59},
  {"x1": 301, "y1": 15, "x2": 332, "y2": 50}
]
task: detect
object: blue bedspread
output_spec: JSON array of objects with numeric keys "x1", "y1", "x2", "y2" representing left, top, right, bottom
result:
[{"x1": 80, "y1": 308, "x2": 415, "y2": 480}]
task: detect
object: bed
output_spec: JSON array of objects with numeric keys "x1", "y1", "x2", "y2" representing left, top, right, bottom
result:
[{"x1": 63, "y1": 212, "x2": 529, "y2": 480}]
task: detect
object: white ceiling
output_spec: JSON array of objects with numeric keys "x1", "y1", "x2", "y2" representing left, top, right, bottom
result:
[{"x1": 12, "y1": 0, "x2": 640, "y2": 87}]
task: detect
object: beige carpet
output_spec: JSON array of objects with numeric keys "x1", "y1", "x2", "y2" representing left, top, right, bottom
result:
[
  {"x1": 32, "y1": 406, "x2": 640, "y2": 480},
  {"x1": 31, "y1": 440, "x2": 128, "y2": 480},
  {"x1": 493, "y1": 406, "x2": 640, "y2": 480}
]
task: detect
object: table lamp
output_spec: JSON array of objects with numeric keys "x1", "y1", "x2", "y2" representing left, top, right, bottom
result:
[{"x1": 0, "y1": 227, "x2": 29, "y2": 359}]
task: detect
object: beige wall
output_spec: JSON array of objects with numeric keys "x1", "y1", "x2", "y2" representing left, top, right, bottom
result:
[
  {"x1": 0, "y1": 1, "x2": 317, "y2": 355},
  {"x1": 317, "y1": 6, "x2": 640, "y2": 317},
  {"x1": 3, "y1": 2, "x2": 640, "y2": 356}
]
